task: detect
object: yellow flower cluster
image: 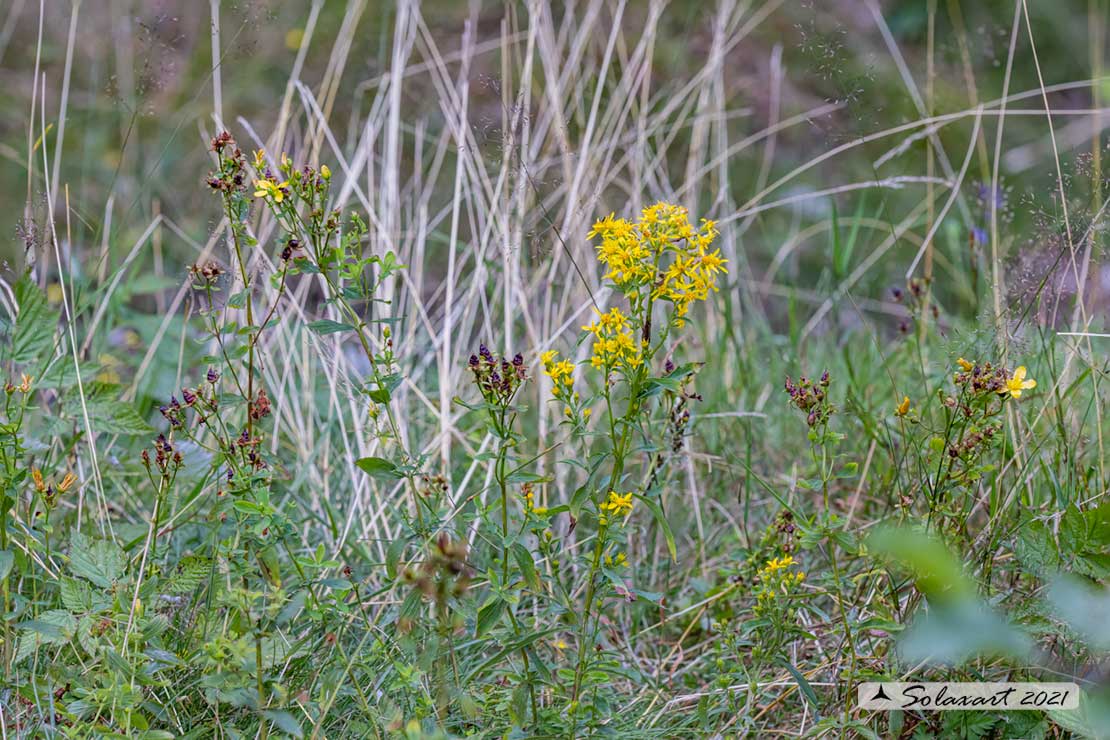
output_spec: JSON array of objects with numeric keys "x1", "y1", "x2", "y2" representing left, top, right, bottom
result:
[
  {"x1": 582, "y1": 307, "x2": 642, "y2": 371},
  {"x1": 541, "y1": 350, "x2": 588, "y2": 418},
  {"x1": 604, "y1": 551, "x2": 628, "y2": 568},
  {"x1": 754, "y1": 555, "x2": 805, "y2": 614},
  {"x1": 760, "y1": 555, "x2": 802, "y2": 576},
  {"x1": 523, "y1": 487, "x2": 548, "y2": 516},
  {"x1": 588, "y1": 202, "x2": 726, "y2": 324}
]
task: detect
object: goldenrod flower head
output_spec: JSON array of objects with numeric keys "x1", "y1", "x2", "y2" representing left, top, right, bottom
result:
[
  {"x1": 1002, "y1": 366, "x2": 1036, "y2": 399},
  {"x1": 252, "y1": 149, "x2": 267, "y2": 169},
  {"x1": 18, "y1": 373, "x2": 32, "y2": 393},
  {"x1": 957, "y1": 357, "x2": 974, "y2": 372},
  {"x1": 32, "y1": 468, "x2": 45, "y2": 493},
  {"x1": 588, "y1": 202, "x2": 726, "y2": 319},
  {"x1": 541, "y1": 350, "x2": 577, "y2": 403},
  {"x1": 320, "y1": 164, "x2": 331, "y2": 180},
  {"x1": 895, "y1": 396, "x2": 910, "y2": 417},
  {"x1": 582, "y1": 306, "x2": 642, "y2": 371}
]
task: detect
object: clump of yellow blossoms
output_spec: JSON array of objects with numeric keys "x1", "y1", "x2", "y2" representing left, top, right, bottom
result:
[
  {"x1": 588, "y1": 201, "x2": 726, "y2": 325},
  {"x1": 541, "y1": 349, "x2": 588, "y2": 419},
  {"x1": 754, "y1": 555, "x2": 805, "y2": 615},
  {"x1": 598, "y1": 491, "x2": 634, "y2": 525},
  {"x1": 523, "y1": 485, "x2": 548, "y2": 516},
  {"x1": 952, "y1": 358, "x2": 1036, "y2": 400},
  {"x1": 582, "y1": 307, "x2": 642, "y2": 370}
]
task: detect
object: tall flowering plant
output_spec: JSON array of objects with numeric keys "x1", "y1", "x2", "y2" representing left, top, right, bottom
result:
[{"x1": 542, "y1": 202, "x2": 725, "y2": 733}]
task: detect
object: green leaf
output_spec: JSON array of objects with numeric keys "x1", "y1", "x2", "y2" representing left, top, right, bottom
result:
[
  {"x1": 262, "y1": 710, "x2": 304, "y2": 738},
  {"x1": 69, "y1": 531, "x2": 126, "y2": 588},
  {"x1": 778, "y1": 659, "x2": 820, "y2": 715},
  {"x1": 385, "y1": 537, "x2": 405, "y2": 580},
  {"x1": 355, "y1": 456, "x2": 402, "y2": 480},
  {"x1": 168, "y1": 555, "x2": 212, "y2": 595},
  {"x1": 19, "y1": 609, "x2": 76, "y2": 645},
  {"x1": 1060, "y1": 506, "x2": 1088, "y2": 554},
  {"x1": 511, "y1": 543, "x2": 541, "y2": 591},
  {"x1": 0, "y1": 550, "x2": 12, "y2": 580},
  {"x1": 476, "y1": 597, "x2": 505, "y2": 637},
  {"x1": 11, "y1": 276, "x2": 59, "y2": 364},
  {"x1": 307, "y1": 319, "x2": 355, "y2": 335},
  {"x1": 867, "y1": 525, "x2": 972, "y2": 603},
  {"x1": 634, "y1": 494, "x2": 677, "y2": 561},
  {"x1": 63, "y1": 382, "x2": 153, "y2": 435},
  {"x1": 1014, "y1": 520, "x2": 1058, "y2": 574},
  {"x1": 59, "y1": 577, "x2": 95, "y2": 613}
]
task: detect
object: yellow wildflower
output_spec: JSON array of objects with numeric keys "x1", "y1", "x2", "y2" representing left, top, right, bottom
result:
[
  {"x1": 583, "y1": 307, "x2": 642, "y2": 370},
  {"x1": 253, "y1": 178, "x2": 289, "y2": 203},
  {"x1": 762, "y1": 555, "x2": 795, "y2": 573},
  {"x1": 1002, "y1": 366, "x2": 1036, "y2": 399},
  {"x1": 895, "y1": 396, "x2": 910, "y2": 417},
  {"x1": 32, "y1": 468, "x2": 46, "y2": 493},
  {"x1": 18, "y1": 374, "x2": 32, "y2": 393},
  {"x1": 957, "y1": 357, "x2": 974, "y2": 372},
  {"x1": 320, "y1": 164, "x2": 331, "y2": 180},
  {"x1": 601, "y1": 491, "x2": 634, "y2": 518}
]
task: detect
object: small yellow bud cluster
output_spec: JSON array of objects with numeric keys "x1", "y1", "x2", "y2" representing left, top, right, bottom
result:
[{"x1": 541, "y1": 349, "x2": 588, "y2": 419}]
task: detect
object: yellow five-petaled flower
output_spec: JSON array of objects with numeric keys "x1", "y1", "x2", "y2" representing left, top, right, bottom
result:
[
  {"x1": 253, "y1": 178, "x2": 289, "y2": 203},
  {"x1": 1002, "y1": 366, "x2": 1036, "y2": 399}
]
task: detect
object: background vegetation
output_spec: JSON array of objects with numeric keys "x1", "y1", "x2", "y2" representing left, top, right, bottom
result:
[{"x1": 0, "y1": 0, "x2": 1108, "y2": 737}]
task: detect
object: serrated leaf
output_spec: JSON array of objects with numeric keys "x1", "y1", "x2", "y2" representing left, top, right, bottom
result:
[
  {"x1": 11, "y1": 276, "x2": 59, "y2": 364},
  {"x1": 168, "y1": 555, "x2": 211, "y2": 595},
  {"x1": 1014, "y1": 520, "x2": 1058, "y2": 575},
  {"x1": 69, "y1": 531, "x2": 126, "y2": 588},
  {"x1": 60, "y1": 576, "x2": 94, "y2": 613},
  {"x1": 63, "y1": 382, "x2": 153, "y2": 435}
]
